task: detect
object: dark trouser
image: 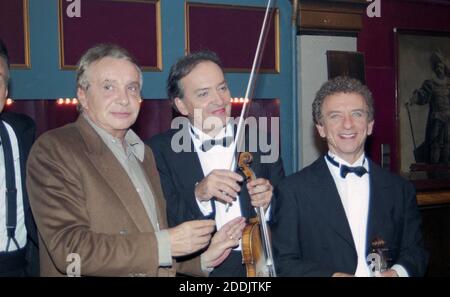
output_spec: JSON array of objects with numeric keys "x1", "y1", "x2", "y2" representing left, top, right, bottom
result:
[
  {"x1": 209, "y1": 250, "x2": 246, "y2": 277},
  {"x1": 0, "y1": 248, "x2": 27, "y2": 277}
]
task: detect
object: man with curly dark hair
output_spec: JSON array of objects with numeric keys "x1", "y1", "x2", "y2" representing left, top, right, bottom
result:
[{"x1": 272, "y1": 76, "x2": 428, "y2": 277}]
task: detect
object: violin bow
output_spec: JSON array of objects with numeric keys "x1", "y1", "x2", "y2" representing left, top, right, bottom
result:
[
  {"x1": 227, "y1": 0, "x2": 278, "y2": 277},
  {"x1": 228, "y1": 0, "x2": 277, "y2": 180}
]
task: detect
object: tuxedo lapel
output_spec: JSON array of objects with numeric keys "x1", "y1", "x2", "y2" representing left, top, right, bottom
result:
[
  {"x1": 77, "y1": 117, "x2": 153, "y2": 233},
  {"x1": 177, "y1": 132, "x2": 205, "y2": 187},
  {"x1": 309, "y1": 158, "x2": 356, "y2": 250},
  {"x1": 169, "y1": 131, "x2": 209, "y2": 218},
  {"x1": 365, "y1": 161, "x2": 394, "y2": 254}
]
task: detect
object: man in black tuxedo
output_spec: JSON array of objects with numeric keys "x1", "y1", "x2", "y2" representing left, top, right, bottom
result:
[
  {"x1": 147, "y1": 51, "x2": 285, "y2": 276},
  {"x1": 0, "y1": 39, "x2": 39, "y2": 276},
  {"x1": 272, "y1": 76, "x2": 427, "y2": 277}
]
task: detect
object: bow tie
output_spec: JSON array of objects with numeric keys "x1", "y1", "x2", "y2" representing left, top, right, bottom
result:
[
  {"x1": 325, "y1": 154, "x2": 368, "y2": 178},
  {"x1": 201, "y1": 136, "x2": 234, "y2": 152},
  {"x1": 340, "y1": 164, "x2": 367, "y2": 178}
]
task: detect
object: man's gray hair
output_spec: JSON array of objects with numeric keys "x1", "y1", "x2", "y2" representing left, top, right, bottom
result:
[
  {"x1": 76, "y1": 43, "x2": 143, "y2": 90},
  {"x1": 312, "y1": 76, "x2": 374, "y2": 125}
]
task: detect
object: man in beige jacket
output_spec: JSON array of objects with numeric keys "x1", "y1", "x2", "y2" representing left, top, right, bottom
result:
[{"x1": 26, "y1": 44, "x2": 245, "y2": 277}]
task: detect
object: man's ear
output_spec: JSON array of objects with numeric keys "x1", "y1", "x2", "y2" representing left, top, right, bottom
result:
[
  {"x1": 367, "y1": 120, "x2": 375, "y2": 136},
  {"x1": 0, "y1": 88, "x2": 7, "y2": 113},
  {"x1": 77, "y1": 87, "x2": 88, "y2": 110},
  {"x1": 315, "y1": 123, "x2": 326, "y2": 138},
  {"x1": 174, "y1": 97, "x2": 188, "y2": 116}
]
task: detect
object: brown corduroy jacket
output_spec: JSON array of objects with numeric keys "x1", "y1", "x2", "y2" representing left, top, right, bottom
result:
[{"x1": 26, "y1": 116, "x2": 204, "y2": 277}]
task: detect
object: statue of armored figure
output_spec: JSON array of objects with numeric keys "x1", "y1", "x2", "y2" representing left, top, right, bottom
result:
[{"x1": 409, "y1": 51, "x2": 450, "y2": 166}]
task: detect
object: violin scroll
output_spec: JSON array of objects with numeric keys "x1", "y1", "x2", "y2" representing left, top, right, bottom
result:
[{"x1": 238, "y1": 152, "x2": 256, "y2": 181}]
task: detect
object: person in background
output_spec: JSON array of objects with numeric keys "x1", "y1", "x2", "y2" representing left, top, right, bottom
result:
[{"x1": 0, "y1": 38, "x2": 39, "y2": 277}]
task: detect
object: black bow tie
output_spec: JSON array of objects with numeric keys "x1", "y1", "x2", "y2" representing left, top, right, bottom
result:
[
  {"x1": 201, "y1": 136, "x2": 234, "y2": 152},
  {"x1": 325, "y1": 154, "x2": 368, "y2": 178},
  {"x1": 340, "y1": 164, "x2": 367, "y2": 178}
]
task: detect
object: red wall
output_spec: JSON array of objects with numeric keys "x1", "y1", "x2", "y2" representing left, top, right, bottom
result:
[
  {"x1": 5, "y1": 99, "x2": 280, "y2": 141},
  {"x1": 357, "y1": 0, "x2": 450, "y2": 171}
]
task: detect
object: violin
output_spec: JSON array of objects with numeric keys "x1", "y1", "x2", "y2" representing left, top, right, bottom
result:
[
  {"x1": 238, "y1": 152, "x2": 276, "y2": 277},
  {"x1": 224, "y1": 0, "x2": 277, "y2": 277},
  {"x1": 372, "y1": 237, "x2": 389, "y2": 271},
  {"x1": 368, "y1": 237, "x2": 389, "y2": 276}
]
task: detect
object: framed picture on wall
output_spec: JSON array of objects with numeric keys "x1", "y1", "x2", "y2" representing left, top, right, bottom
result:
[
  {"x1": 0, "y1": 0, "x2": 30, "y2": 68},
  {"x1": 186, "y1": 3, "x2": 280, "y2": 73},
  {"x1": 326, "y1": 50, "x2": 366, "y2": 83},
  {"x1": 58, "y1": 0, "x2": 161, "y2": 70},
  {"x1": 395, "y1": 29, "x2": 450, "y2": 205}
]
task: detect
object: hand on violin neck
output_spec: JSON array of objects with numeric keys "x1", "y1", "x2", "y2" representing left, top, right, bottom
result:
[
  {"x1": 247, "y1": 178, "x2": 273, "y2": 211},
  {"x1": 194, "y1": 169, "x2": 243, "y2": 204},
  {"x1": 201, "y1": 217, "x2": 246, "y2": 268}
]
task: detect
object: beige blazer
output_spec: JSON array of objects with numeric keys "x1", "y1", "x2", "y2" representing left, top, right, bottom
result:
[{"x1": 26, "y1": 116, "x2": 203, "y2": 277}]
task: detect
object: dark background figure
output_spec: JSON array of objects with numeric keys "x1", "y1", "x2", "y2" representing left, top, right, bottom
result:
[
  {"x1": 0, "y1": 38, "x2": 39, "y2": 277},
  {"x1": 409, "y1": 51, "x2": 450, "y2": 166}
]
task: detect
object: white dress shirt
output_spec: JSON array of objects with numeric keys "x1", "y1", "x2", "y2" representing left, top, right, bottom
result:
[
  {"x1": 325, "y1": 152, "x2": 371, "y2": 277},
  {"x1": 0, "y1": 120, "x2": 27, "y2": 252}
]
